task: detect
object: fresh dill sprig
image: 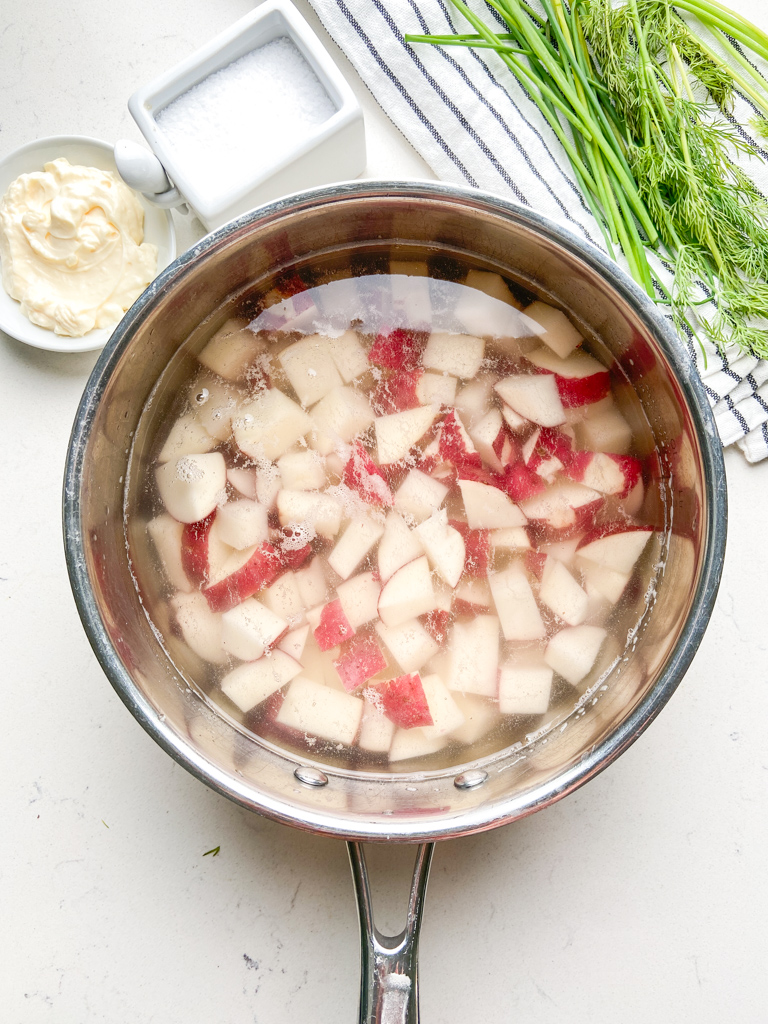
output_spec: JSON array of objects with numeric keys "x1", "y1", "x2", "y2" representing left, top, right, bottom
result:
[
  {"x1": 407, "y1": 0, "x2": 768, "y2": 359},
  {"x1": 203, "y1": 845, "x2": 221, "y2": 857}
]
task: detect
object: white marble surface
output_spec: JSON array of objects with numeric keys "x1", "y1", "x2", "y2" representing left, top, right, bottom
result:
[{"x1": 1, "y1": 1, "x2": 767, "y2": 1020}]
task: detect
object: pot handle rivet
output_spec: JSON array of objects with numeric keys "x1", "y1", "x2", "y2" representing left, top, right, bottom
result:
[
  {"x1": 454, "y1": 769, "x2": 488, "y2": 790},
  {"x1": 294, "y1": 765, "x2": 329, "y2": 787}
]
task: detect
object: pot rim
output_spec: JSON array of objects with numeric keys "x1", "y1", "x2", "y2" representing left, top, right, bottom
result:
[{"x1": 63, "y1": 179, "x2": 727, "y2": 841}]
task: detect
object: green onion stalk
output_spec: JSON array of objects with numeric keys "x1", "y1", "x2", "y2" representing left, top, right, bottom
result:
[{"x1": 407, "y1": 0, "x2": 768, "y2": 358}]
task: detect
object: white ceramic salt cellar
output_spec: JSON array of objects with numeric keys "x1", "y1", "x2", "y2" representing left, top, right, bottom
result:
[{"x1": 119, "y1": 0, "x2": 366, "y2": 230}]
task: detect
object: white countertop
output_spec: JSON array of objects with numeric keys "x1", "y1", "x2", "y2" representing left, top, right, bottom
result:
[{"x1": 2, "y1": 1, "x2": 767, "y2": 1020}]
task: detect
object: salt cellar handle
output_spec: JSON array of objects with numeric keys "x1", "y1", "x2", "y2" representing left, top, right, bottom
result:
[
  {"x1": 114, "y1": 140, "x2": 187, "y2": 211},
  {"x1": 347, "y1": 842, "x2": 434, "y2": 1024}
]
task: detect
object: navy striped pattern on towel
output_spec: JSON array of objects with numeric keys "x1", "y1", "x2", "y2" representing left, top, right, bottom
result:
[{"x1": 307, "y1": 0, "x2": 768, "y2": 462}]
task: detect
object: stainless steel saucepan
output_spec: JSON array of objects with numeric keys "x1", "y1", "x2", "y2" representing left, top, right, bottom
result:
[{"x1": 63, "y1": 181, "x2": 726, "y2": 1022}]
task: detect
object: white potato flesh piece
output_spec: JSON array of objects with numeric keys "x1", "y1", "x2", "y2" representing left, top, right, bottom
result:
[
  {"x1": 523, "y1": 301, "x2": 582, "y2": 359},
  {"x1": 147, "y1": 514, "x2": 191, "y2": 592},
  {"x1": 420, "y1": 674, "x2": 466, "y2": 737},
  {"x1": 579, "y1": 560, "x2": 630, "y2": 605},
  {"x1": 221, "y1": 650, "x2": 302, "y2": 712},
  {"x1": 262, "y1": 571, "x2": 306, "y2": 626},
  {"x1": 277, "y1": 676, "x2": 364, "y2": 745},
  {"x1": 375, "y1": 406, "x2": 437, "y2": 465},
  {"x1": 539, "y1": 535, "x2": 582, "y2": 567},
  {"x1": 394, "y1": 469, "x2": 449, "y2": 525},
  {"x1": 580, "y1": 452, "x2": 628, "y2": 495},
  {"x1": 490, "y1": 527, "x2": 531, "y2": 551},
  {"x1": 234, "y1": 389, "x2": 312, "y2": 461},
  {"x1": 157, "y1": 414, "x2": 217, "y2": 464},
  {"x1": 469, "y1": 408, "x2": 504, "y2": 471},
  {"x1": 423, "y1": 332, "x2": 485, "y2": 378},
  {"x1": 171, "y1": 592, "x2": 227, "y2": 663},
  {"x1": 502, "y1": 403, "x2": 528, "y2": 432},
  {"x1": 519, "y1": 481, "x2": 602, "y2": 531},
  {"x1": 454, "y1": 577, "x2": 492, "y2": 609},
  {"x1": 390, "y1": 273, "x2": 432, "y2": 327},
  {"x1": 221, "y1": 598, "x2": 288, "y2": 661},
  {"x1": 464, "y1": 269, "x2": 521, "y2": 307},
  {"x1": 450, "y1": 693, "x2": 501, "y2": 745},
  {"x1": 448, "y1": 615, "x2": 500, "y2": 697},
  {"x1": 198, "y1": 318, "x2": 266, "y2": 380},
  {"x1": 498, "y1": 662, "x2": 553, "y2": 715},
  {"x1": 277, "y1": 490, "x2": 343, "y2": 539},
  {"x1": 489, "y1": 565, "x2": 545, "y2": 641},
  {"x1": 416, "y1": 372, "x2": 457, "y2": 408},
  {"x1": 377, "y1": 556, "x2": 437, "y2": 628},
  {"x1": 278, "y1": 623, "x2": 310, "y2": 661},
  {"x1": 575, "y1": 406, "x2": 632, "y2": 454},
  {"x1": 277, "y1": 450, "x2": 327, "y2": 491},
  {"x1": 156, "y1": 453, "x2": 226, "y2": 524},
  {"x1": 526, "y1": 346, "x2": 606, "y2": 380},
  {"x1": 375, "y1": 618, "x2": 439, "y2": 673},
  {"x1": 389, "y1": 728, "x2": 447, "y2": 763},
  {"x1": 295, "y1": 557, "x2": 329, "y2": 609},
  {"x1": 328, "y1": 517, "x2": 385, "y2": 580},
  {"x1": 577, "y1": 529, "x2": 653, "y2": 574},
  {"x1": 206, "y1": 542, "x2": 259, "y2": 589},
  {"x1": 278, "y1": 335, "x2": 343, "y2": 406},
  {"x1": 458, "y1": 479, "x2": 527, "y2": 530},
  {"x1": 455, "y1": 378, "x2": 497, "y2": 430},
  {"x1": 539, "y1": 557, "x2": 589, "y2": 626},
  {"x1": 216, "y1": 499, "x2": 269, "y2": 550},
  {"x1": 416, "y1": 510, "x2": 466, "y2": 588},
  {"x1": 336, "y1": 571, "x2": 381, "y2": 630},
  {"x1": 545, "y1": 625, "x2": 607, "y2": 686},
  {"x1": 191, "y1": 379, "x2": 241, "y2": 442},
  {"x1": 227, "y1": 467, "x2": 259, "y2": 500},
  {"x1": 328, "y1": 330, "x2": 370, "y2": 382},
  {"x1": 358, "y1": 700, "x2": 397, "y2": 753},
  {"x1": 378, "y1": 511, "x2": 425, "y2": 582},
  {"x1": 494, "y1": 374, "x2": 566, "y2": 427},
  {"x1": 310, "y1": 385, "x2": 376, "y2": 456}
]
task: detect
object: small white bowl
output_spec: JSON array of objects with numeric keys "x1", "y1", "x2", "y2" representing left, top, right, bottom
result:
[
  {"x1": 0, "y1": 136, "x2": 176, "y2": 353},
  {"x1": 127, "y1": 0, "x2": 366, "y2": 231}
]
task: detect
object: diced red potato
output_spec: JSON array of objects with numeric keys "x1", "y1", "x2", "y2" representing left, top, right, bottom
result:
[
  {"x1": 576, "y1": 527, "x2": 654, "y2": 574},
  {"x1": 574, "y1": 405, "x2": 632, "y2": 454},
  {"x1": 501, "y1": 403, "x2": 528, "y2": 432},
  {"x1": 203, "y1": 542, "x2": 282, "y2": 613},
  {"x1": 523, "y1": 300, "x2": 583, "y2": 359},
  {"x1": 520, "y1": 481, "x2": 603, "y2": 535},
  {"x1": 502, "y1": 461, "x2": 547, "y2": 501},
  {"x1": 343, "y1": 444, "x2": 394, "y2": 507},
  {"x1": 416, "y1": 372, "x2": 457, "y2": 408},
  {"x1": 494, "y1": 374, "x2": 566, "y2": 427},
  {"x1": 221, "y1": 598, "x2": 288, "y2": 661},
  {"x1": 334, "y1": 635, "x2": 388, "y2": 692},
  {"x1": 327, "y1": 517, "x2": 385, "y2": 580},
  {"x1": 158, "y1": 414, "x2": 217, "y2": 464},
  {"x1": 388, "y1": 727, "x2": 447, "y2": 763},
  {"x1": 422, "y1": 608, "x2": 452, "y2": 646},
  {"x1": 369, "y1": 672, "x2": 433, "y2": 729},
  {"x1": 147, "y1": 514, "x2": 193, "y2": 592},
  {"x1": 619, "y1": 478, "x2": 645, "y2": 517},
  {"x1": 450, "y1": 693, "x2": 502, "y2": 744},
  {"x1": 544, "y1": 624, "x2": 607, "y2": 686},
  {"x1": 275, "y1": 532, "x2": 313, "y2": 572},
  {"x1": 226, "y1": 466, "x2": 259, "y2": 501},
  {"x1": 423, "y1": 332, "x2": 485, "y2": 378},
  {"x1": 371, "y1": 369, "x2": 421, "y2": 415},
  {"x1": 539, "y1": 534, "x2": 582, "y2": 567},
  {"x1": 309, "y1": 386, "x2": 376, "y2": 456},
  {"x1": 358, "y1": 700, "x2": 397, "y2": 753},
  {"x1": 375, "y1": 618, "x2": 440, "y2": 673},
  {"x1": 525, "y1": 347, "x2": 611, "y2": 408},
  {"x1": 447, "y1": 615, "x2": 500, "y2": 697},
  {"x1": 261, "y1": 570, "x2": 306, "y2": 627},
  {"x1": 458, "y1": 479, "x2": 527, "y2": 531},
  {"x1": 216, "y1": 499, "x2": 269, "y2": 550},
  {"x1": 278, "y1": 335, "x2": 343, "y2": 406},
  {"x1": 191, "y1": 379, "x2": 241, "y2": 442},
  {"x1": 394, "y1": 469, "x2": 448, "y2": 525},
  {"x1": 567, "y1": 451, "x2": 641, "y2": 498},
  {"x1": 198, "y1": 318, "x2": 267, "y2": 381},
  {"x1": 220, "y1": 649, "x2": 302, "y2": 712},
  {"x1": 377, "y1": 511, "x2": 425, "y2": 582},
  {"x1": 368, "y1": 328, "x2": 423, "y2": 371},
  {"x1": 276, "y1": 676, "x2": 364, "y2": 745},
  {"x1": 449, "y1": 520, "x2": 490, "y2": 577},
  {"x1": 277, "y1": 450, "x2": 327, "y2": 491},
  {"x1": 336, "y1": 571, "x2": 381, "y2": 630},
  {"x1": 489, "y1": 565, "x2": 545, "y2": 641},
  {"x1": 277, "y1": 489, "x2": 343, "y2": 539},
  {"x1": 420, "y1": 674, "x2": 466, "y2": 736},
  {"x1": 375, "y1": 406, "x2": 437, "y2": 465},
  {"x1": 455, "y1": 378, "x2": 498, "y2": 430},
  {"x1": 156, "y1": 452, "x2": 227, "y2": 524},
  {"x1": 171, "y1": 591, "x2": 227, "y2": 664},
  {"x1": 378, "y1": 556, "x2": 437, "y2": 627},
  {"x1": 578, "y1": 560, "x2": 631, "y2": 605},
  {"x1": 278, "y1": 623, "x2": 310, "y2": 661},
  {"x1": 438, "y1": 409, "x2": 482, "y2": 471},
  {"x1": 294, "y1": 556, "x2": 329, "y2": 609},
  {"x1": 468, "y1": 408, "x2": 504, "y2": 471},
  {"x1": 415, "y1": 510, "x2": 466, "y2": 588},
  {"x1": 313, "y1": 599, "x2": 355, "y2": 651},
  {"x1": 539, "y1": 556, "x2": 589, "y2": 626},
  {"x1": 489, "y1": 526, "x2": 531, "y2": 552},
  {"x1": 498, "y1": 657, "x2": 553, "y2": 715},
  {"x1": 328, "y1": 330, "x2": 369, "y2": 383},
  {"x1": 181, "y1": 512, "x2": 231, "y2": 585},
  {"x1": 234, "y1": 388, "x2": 312, "y2": 461},
  {"x1": 453, "y1": 577, "x2": 492, "y2": 614}
]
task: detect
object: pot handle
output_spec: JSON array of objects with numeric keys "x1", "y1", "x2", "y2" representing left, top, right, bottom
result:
[{"x1": 347, "y1": 841, "x2": 434, "y2": 1024}]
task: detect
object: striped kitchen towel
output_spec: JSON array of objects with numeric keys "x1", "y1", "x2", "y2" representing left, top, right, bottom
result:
[{"x1": 307, "y1": 0, "x2": 768, "y2": 462}]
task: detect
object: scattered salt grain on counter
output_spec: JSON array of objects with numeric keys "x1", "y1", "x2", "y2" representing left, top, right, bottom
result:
[{"x1": 156, "y1": 36, "x2": 336, "y2": 199}]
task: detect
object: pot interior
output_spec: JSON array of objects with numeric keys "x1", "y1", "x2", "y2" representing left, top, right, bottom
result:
[{"x1": 66, "y1": 183, "x2": 725, "y2": 841}]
